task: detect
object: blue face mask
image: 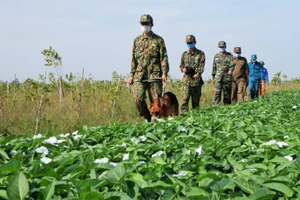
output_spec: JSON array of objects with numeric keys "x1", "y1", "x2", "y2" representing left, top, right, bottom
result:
[
  {"x1": 252, "y1": 59, "x2": 257, "y2": 63},
  {"x1": 219, "y1": 48, "x2": 226, "y2": 52},
  {"x1": 235, "y1": 54, "x2": 241, "y2": 58},
  {"x1": 187, "y1": 44, "x2": 195, "y2": 49}
]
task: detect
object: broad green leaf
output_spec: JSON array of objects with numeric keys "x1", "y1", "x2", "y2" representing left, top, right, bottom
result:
[
  {"x1": 234, "y1": 178, "x2": 261, "y2": 194},
  {"x1": 130, "y1": 173, "x2": 148, "y2": 188},
  {"x1": 227, "y1": 156, "x2": 243, "y2": 171},
  {"x1": 7, "y1": 172, "x2": 29, "y2": 200},
  {"x1": 79, "y1": 191, "x2": 103, "y2": 200},
  {"x1": 162, "y1": 187, "x2": 176, "y2": 200},
  {"x1": 0, "y1": 160, "x2": 21, "y2": 173},
  {"x1": 186, "y1": 187, "x2": 209, "y2": 197},
  {"x1": 37, "y1": 179, "x2": 55, "y2": 200},
  {"x1": 248, "y1": 189, "x2": 276, "y2": 200},
  {"x1": 103, "y1": 164, "x2": 125, "y2": 183},
  {"x1": 269, "y1": 156, "x2": 290, "y2": 163},
  {"x1": 262, "y1": 182, "x2": 294, "y2": 197},
  {"x1": 103, "y1": 191, "x2": 131, "y2": 200},
  {"x1": 144, "y1": 181, "x2": 171, "y2": 190},
  {"x1": 153, "y1": 156, "x2": 166, "y2": 165},
  {"x1": 125, "y1": 180, "x2": 139, "y2": 200},
  {"x1": 246, "y1": 163, "x2": 268, "y2": 170},
  {"x1": 268, "y1": 176, "x2": 294, "y2": 185},
  {"x1": 0, "y1": 149, "x2": 9, "y2": 160},
  {"x1": 0, "y1": 190, "x2": 8, "y2": 199},
  {"x1": 211, "y1": 180, "x2": 235, "y2": 193}
]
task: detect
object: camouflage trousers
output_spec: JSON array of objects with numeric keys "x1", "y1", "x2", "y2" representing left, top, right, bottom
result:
[
  {"x1": 231, "y1": 78, "x2": 247, "y2": 104},
  {"x1": 181, "y1": 84, "x2": 202, "y2": 114},
  {"x1": 213, "y1": 80, "x2": 232, "y2": 106},
  {"x1": 132, "y1": 81, "x2": 162, "y2": 121},
  {"x1": 259, "y1": 80, "x2": 266, "y2": 96}
]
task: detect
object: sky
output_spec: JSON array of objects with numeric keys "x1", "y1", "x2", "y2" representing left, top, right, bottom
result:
[{"x1": 0, "y1": 0, "x2": 299, "y2": 82}]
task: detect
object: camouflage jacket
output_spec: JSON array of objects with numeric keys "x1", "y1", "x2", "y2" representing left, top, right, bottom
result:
[
  {"x1": 130, "y1": 32, "x2": 169, "y2": 82},
  {"x1": 212, "y1": 52, "x2": 235, "y2": 82},
  {"x1": 179, "y1": 48, "x2": 205, "y2": 86}
]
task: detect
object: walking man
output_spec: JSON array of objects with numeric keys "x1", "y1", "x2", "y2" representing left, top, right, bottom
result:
[
  {"x1": 231, "y1": 47, "x2": 249, "y2": 103},
  {"x1": 248, "y1": 54, "x2": 263, "y2": 99},
  {"x1": 128, "y1": 14, "x2": 169, "y2": 122},
  {"x1": 179, "y1": 35, "x2": 205, "y2": 113},
  {"x1": 212, "y1": 41, "x2": 235, "y2": 106}
]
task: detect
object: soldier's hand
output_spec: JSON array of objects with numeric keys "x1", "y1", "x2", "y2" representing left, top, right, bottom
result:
[
  {"x1": 228, "y1": 70, "x2": 232, "y2": 76},
  {"x1": 162, "y1": 75, "x2": 167, "y2": 83},
  {"x1": 193, "y1": 73, "x2": 200, "y2": 79},
  {"x1": 128, "y1": 77, "x2": 133, "y2": 85},
  {"x1": 182, "y1": 68, "x2": 188, "y2": 73},
  {"x1": 212, "y1": 80, "x2": 215, "y2": 85}
]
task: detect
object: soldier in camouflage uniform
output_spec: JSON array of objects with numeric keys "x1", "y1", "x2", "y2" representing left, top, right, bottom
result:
[
  {"x1": 179, "y1": 35, "x2": 205, "y2": 113},
  {"x1": 212, "y1": 41, "x2": 235, "y2": 106},
  {"x1": 128, "y1": 14, "x2": 169, "y2": 122},
  {"x1": 231, "y1": 47, "x2": 249, "y2": 103}
]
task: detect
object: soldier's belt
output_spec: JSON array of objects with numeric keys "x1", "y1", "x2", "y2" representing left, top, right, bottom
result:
[{"x1": 134, "y1": 78, "x2": 163, "y2": 83}]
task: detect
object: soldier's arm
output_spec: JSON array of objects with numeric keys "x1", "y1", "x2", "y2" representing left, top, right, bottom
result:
[
  {"x1": 160, "y1": 39, "x2": 169, "y2": 76},
  {"x1": 130, "y1": 40, "x2": 137, "y2": 78},
  {"x1": 265, "y1": 69, "x2": 269, "y2": 83},
  {"x1": 228, "y1": 54, "x2": 235, "y2": 72},
  {"x1": 212, "y1": 55, "x2": 216, "y2": 80},
  {"x1": 244, "y1": 59, "x2": 249, "y2": 82},
  {"x1": 197, "y1": 51, "x2": 205, "y2": 75},
  {"x1": 179, "y1": 53, "x2": 185, "y2": 73}
]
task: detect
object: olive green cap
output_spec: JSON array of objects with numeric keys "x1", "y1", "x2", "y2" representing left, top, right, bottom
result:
[{"x1": 186, "y1": 35, "x2": 196, "y2": 43}]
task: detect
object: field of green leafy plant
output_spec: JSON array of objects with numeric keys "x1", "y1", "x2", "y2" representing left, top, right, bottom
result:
[{"x1": 0, "y1": 89, "x2": 300, "y2": 200}]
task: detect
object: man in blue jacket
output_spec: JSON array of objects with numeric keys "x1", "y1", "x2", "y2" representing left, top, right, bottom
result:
[{"x1": 248, "y1": 54, "x2": 264, "y2": 99}]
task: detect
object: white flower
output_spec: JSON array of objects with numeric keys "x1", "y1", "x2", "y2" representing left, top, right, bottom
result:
[
  {"x1": 33, "y1": 134, "x2": 44, "y2": 139},
  {"x1": 109, "y1": 162, "x2": 118, "y2": 166},
  {"x1": 241, "y1": 159, "x2": 246, "y2": 163},
  {"x1": 265, "y1": 140, "x2": 277, "y2": 146},
  {"x1": 73, "y1": 134, "x2": 82, "y2": 140},
  {"x1": 276, "y1": 141, "x2": 288, "y2": 148},
  {"x1": 138, "y1": 135, "x2": 147, "y2": 141},
  {"x1": 284, "y1": 135, "x2": 289, "y2": 139},
  {"x1": 136, "y1": 161, "x2": 145, "y2": 167},
  {"x1": 180, "y1": 125, "x2": 187, "y2": 132},
  {"x1": 131, "y1": 137, "x2": 139, "y2": 145},
  {"x1": 59, "y1": 133, "x2": 70, "y2": 138},
  {"x1": 10, "y1": 150, "x2": 17, "y2": 156},
  {"x1": 173, "y1": 171, "x2": 188, "y2": 178},
  {"x1": 254, "y1": 101, "x2": 257, "y2": 103},
  {"x1": 95, "y1": 158, "x2": 109, "y2": 164},
  {"x1": 41, "y1": 157, "x2": 52, "y2": 164},
  {"x1": 230, "y1": 112, "x2": 234, "y2": 115},
  {"x1": 168, "y1": 117, "x2": 174, "y2": 120},
  {"x1": 45, "y1": 136, "x2": 65, "y2": 144},
  {"x1": 35, "y1": 146, "x2": 49, "y2": 155},
  {"x1": 123, "y1": 153, "x2": 129, "y2": 160},
  {"x1": 72, "y1": 130, "x2": 79, "y2": 135},
  {"x1": 284, "y1": 156, "x2": 293, "y2": 161},
  {"x1": 116, "y1": 142, "x2": 127, "y2": 148},
  {"x1": 195, "y1": 145, "x2": 203, "y2": 155},
  {"x1": 292, "y1": 105, "x2": 297, "y2": 109},
  {"x1": 151, "y1": 150, "x2": 164, "y2": 157}
]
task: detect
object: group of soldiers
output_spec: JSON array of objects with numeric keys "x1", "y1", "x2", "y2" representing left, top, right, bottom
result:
[{"x1": 128, "y1": 14, "x2": 269, "y2": 122}]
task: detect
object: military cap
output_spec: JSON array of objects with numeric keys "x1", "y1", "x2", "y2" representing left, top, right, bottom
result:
[
  {"x1": 186, "y1": 35, "x2": 196, "y2": 43},
  {"x1": 139, "y1": 14, "x2": 153, "y2": 24},
  {"x1": 260, "y1": 61, "x2": 265, "y2": 65},
  {"x1": 218, "y1": 41, "x2": 226, "y2": 48},
  {"x1": 234, "y1": 47, "x2": 241, "y2": 53}
]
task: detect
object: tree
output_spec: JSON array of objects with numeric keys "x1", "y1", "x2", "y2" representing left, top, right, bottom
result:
[{"x1": 41, "y1": 46, "x2": 63, "y2": 103}]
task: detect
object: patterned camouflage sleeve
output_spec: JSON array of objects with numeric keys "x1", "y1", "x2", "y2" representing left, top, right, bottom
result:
[
  {"x1": 130, "y1": 40, "x2": 137, "y2": 78},
  {"x1": 179, "y1": 52, "x2": 185, "y2": 72},
  {"x1": 229, "y1": 53, "x2": 235, "y2": 72},
  {"x1": 198, "y1": 51, "x2": 205, "y2": 74},
  {"x1": 159, "y1": 38, "x2": 169, "y2": 76},
  {"x1": 212, "y1": 55, "x2": 217, "y2": 80}
]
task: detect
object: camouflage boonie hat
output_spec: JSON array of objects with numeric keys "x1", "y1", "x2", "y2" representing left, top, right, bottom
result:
[
  {"x1": 139, "y1": 14, "x2": 153, "y2": 24},
  {"x1": 260, "y1": 61, "x2": 265, "y2": 65},
  {"x1": 186, "y1": 35, "x2": 196, "y2": 43},
  {"x1": 218, "y1": 41, "x2": 226, "y2": 48},
  {"x1": 234, "y1": 47, "x2": 241, "y2": 53}
]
